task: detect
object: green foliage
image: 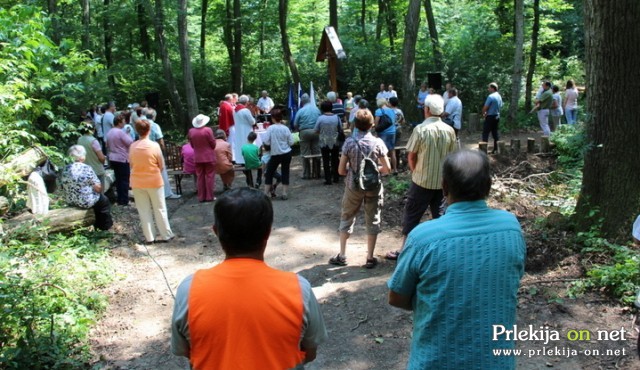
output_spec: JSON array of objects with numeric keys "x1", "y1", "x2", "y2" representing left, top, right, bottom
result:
[
  {"x1": 386, "y1": 176, "x2": 410, "y2": 195},
  {"x1": 550, "y1": 123, "x2": 586, "y2": 168},
  {"x1": 569, "y1": 226, "x2": 640, "y2": 305},
  {"x1": 0, "y1": 226, "x2": 113, "y2": 368}
]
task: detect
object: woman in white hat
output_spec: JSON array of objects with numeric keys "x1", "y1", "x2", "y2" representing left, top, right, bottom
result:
[{"x1": 188, "y1": 114, "x2": 217, "y2": 202}]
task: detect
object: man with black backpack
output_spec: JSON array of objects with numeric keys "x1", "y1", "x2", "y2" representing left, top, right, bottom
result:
[
  {"x1": 328, "y1": 109, "x2": 390, "y2": 269},
  {"x1": 386, "y1": 94, "x2": 457, "y2": 261}
]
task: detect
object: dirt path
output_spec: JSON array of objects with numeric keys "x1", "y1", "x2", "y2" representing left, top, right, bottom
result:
[{"x1": 90, "y1": 130, "x2": 638, "y2": 369}]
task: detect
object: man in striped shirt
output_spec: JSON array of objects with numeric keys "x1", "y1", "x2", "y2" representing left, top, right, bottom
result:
[{"x1": 386, "y1": 94, "x2": 456, "y2": 260}]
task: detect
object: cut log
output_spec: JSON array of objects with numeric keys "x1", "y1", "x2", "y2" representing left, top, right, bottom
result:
[
  {"x1": 478, "y1": 142, "x2": 488, "y2": 154},
  {"x1": 0, "y1": 147, "x2": 48, "y2": 186},
  {"x1": 540, "y1": 136, "x2": 551, "y2": 153},
  {"x1": 3, "y1": 207, "x2": 95, "y2": 234},
  {"x1": 527, "y1": 138, "x2": 536, "y2": 153},
  {"x1": 468, "y1": 113, "x2": 480, "y2": 131},
  {"x1": 497, "y1": 141, "x2": 507, "y2": 155},
  {"x1": 510, "y1": 139, "x2": 521, "y2": 154}
]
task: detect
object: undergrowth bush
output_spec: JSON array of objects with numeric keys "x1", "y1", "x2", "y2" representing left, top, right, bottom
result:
[
  {"x1": 0, "y1": 225, "x2": 113, "y2": 368},
  {"x1": 568, "y1": 225, "x2": 640, "y2": 305},
  {"x1": 386, "y1": 176, "x2": 410, "y2": 195}
]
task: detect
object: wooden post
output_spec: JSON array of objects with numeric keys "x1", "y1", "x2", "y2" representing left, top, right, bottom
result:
[
  {"x1": 540, "y1": 136, "x2": 551, "y2": 153},
  {"x1": 469, "y1": 113, "x2": 480, "y2": 131},
  {"x1": 479, "y1": 142, "x2": 488, "y2": 154},
  {"x1": 510, "y1": 139, "x2": 521, "y2": 154},
  {"x1": 527, "y1": 138, "x2": 536, "y2": 153},
  {"x1": 498, "y1": 141, "x2": 507, "y2": 155}
]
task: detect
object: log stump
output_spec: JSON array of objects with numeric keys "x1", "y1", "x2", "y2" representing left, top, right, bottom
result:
[
  {"x1": 527, "y1": 138, "x2": 536, "y2": 153},
  {"x1": 479, "y1": 142, "x2": 488, "y2": 154},
  {"x1": 497, "y1": 141, "x2": 507, "y2": 155},
  {"x1": 511, "y1": 139, "x2": 521, "y2": 155},
  {"x1": 540, "y1": 136, "x2": 551, "y2": 153}
]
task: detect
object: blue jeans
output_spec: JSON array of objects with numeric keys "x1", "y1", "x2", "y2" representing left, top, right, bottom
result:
[
  {"x1": 379, "y1": 132, "x2": 396, "y2": 151},
  {"x1": 565, "y1": 108, "x2": 578, "y2": 125}
]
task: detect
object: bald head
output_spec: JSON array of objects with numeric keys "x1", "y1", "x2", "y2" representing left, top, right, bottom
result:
[{"x1": 442, "y1": 150, "x2": 492, "y2": 203}]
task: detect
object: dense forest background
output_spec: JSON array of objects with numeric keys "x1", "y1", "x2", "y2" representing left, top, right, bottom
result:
[{"x1": 0, "y1": 0, "x2": 584, "y2": 152}]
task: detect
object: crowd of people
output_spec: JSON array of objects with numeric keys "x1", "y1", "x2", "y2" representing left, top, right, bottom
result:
[{"x1": 56, "y1": 79, "x2": 590, "y2": 369}]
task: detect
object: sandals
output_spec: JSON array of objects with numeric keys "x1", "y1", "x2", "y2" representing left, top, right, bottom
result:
[
  {"x1": 385, "y1": 250, "x2": 400, "y2": 260},
  {"x1": 328, "y1": 254, "x2": 347, "y2": 266},
  {"x1": 363, "y1": 257, "x2": 378, "y2": 269}
]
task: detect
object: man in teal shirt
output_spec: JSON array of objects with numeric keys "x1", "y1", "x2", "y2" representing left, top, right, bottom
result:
[{"x1": 388, "y1": 150, "x2": 526, "y2": 370}]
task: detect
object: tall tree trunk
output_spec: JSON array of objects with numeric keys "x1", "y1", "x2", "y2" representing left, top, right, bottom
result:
[
  {"x1": 508, "y1": 0, "x2": 525, "y2": 126},
  {"x1": 423, "y1": 0, "x2": 443, "y2": 71},
  {"x1": 178, "y1": 0, "x2": 199, "y2": 124},
  {"x1": 104, "y1": 0, "x2": 115, "y2": 88},
  {"x1": 386, "y1": 0, "x2": 397, "y2": 51},
  {"x1": 376, "y1": 0, "x2": 384, "y2": 41},
  {"x1": 81, "y1": 0, "x2": 90, "y2": 50},
  {"x1": 137, "y1": 1, "x2": 151, "y2": 59},
  {"x1": 361, "y1": 0, "x2": 367, "y2": 43},
  {"x1": 330, "y1": 0, "x2": 338, "y2": 33},
  {"x1": 401, "y1": 0, "x2": 421, "y2": 123},
  {"x1": 148, "y1": 0, "x2": 186, "y2": 127},
  {"x1": 524, "y1": 0, "x2": 540, "y2": 112},
  {"x1": 278, "y1": 0, "x2": 300, "y2": 86},
  {"x1": 48, "y1": 0, "x2": 60, "y2": 44},
  {"x1": 223, "y1": 0, "x2": 242, "y2": 92},
  {"x1": 576, "y1": 0, "x2": 640, "y2": 239},
  {"x1": 260, "y1": 0, "x2": 268, "y2": 57},
  {"x1": 232, "y1": 0, "x2": 242, "y2": 92},
  {"x1": 200, "y1": 0, "x2": 208, "y2": 63}
]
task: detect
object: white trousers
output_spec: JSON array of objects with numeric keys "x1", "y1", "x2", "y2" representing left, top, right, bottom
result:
[
  {"x1": 537, "y1": 109, "x2": 551, "y2": 136},
  {"x1": 133, "y1": 187, "x2": 174, "y2": 242}
]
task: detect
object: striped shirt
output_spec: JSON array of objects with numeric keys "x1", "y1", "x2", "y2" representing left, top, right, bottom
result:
[{"x1": 406, "y1": 117, "x2": 456, "y2": 189}]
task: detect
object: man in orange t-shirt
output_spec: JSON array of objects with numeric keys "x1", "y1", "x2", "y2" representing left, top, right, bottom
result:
[{"x1": 171, "y1": 188, "x2": 327, "y2": 369}]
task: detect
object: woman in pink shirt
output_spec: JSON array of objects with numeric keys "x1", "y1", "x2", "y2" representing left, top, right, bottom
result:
[
  {"x1": 129, "y1": 119, "x2": 174, "y2": 244},
  {"x1": 106, "y1": 114, "x2": 133, "y2": 205},
  {"x1": 189, "y1": 114, "x2": 217, "y2": 202}
]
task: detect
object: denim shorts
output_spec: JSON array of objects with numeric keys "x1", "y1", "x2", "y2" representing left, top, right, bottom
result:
[{"x1": 379, "y1": 132, "x2": 396, "y2": 151}]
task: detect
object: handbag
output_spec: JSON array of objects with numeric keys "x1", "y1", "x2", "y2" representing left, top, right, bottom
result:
[
  {"x1": 336, "y1": 115, "x2": 346, "y2": 143},
  {"x1": 35, "y1": 159, "x2": 58, "y2": 194}
]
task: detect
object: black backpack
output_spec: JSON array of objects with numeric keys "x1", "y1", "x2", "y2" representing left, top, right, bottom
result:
[
  {"x1": 374, "y1": 112, "x2": 393, "y2": 133},
  {"x1": 353, "y1": 140, "x2": 381, "y2": 191}
]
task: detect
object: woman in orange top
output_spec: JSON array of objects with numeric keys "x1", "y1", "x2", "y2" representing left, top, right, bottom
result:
[{"x1": 129, "y1": 119, "x2": 174, "y2": 244}]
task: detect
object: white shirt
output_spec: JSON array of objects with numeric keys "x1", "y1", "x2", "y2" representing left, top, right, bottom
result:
[
  {"x1": 264, "y1": 123, "x2": 294, "y2": 155},
  {"x1": 257, "y1": 97, "x2": 274, "y2": 112},
  {"x1": 93, "y1": 113, "x2": 103, "y2": 137},
  {"x1": 443, "y1": 91, "x2": 451, "y2": 108},
  {"x1": 444, "y1": 96, "x2": 463, "y2": 129},
  {"x1": 388, "y1": 90, "x2": 398, "y2": 98},
  {"x1": 564, "y1": 88, "x2": 578, "y2": 109},
  {"x1": 376, "y1": 91, "x2": 390, "y2": 100}
]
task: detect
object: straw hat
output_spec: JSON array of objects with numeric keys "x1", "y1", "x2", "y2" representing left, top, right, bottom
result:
[{"x1": 192, "y1": 114, "x2": 210, "y2": 128}]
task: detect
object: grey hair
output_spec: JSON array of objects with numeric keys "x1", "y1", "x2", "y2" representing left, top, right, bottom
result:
[
  {"x1": 68, "y1": 145, "x2": 87, "y2": 161},
  {"x1": 424, "y1": 94, "x2": 444, "y2": 116},
  {"x1": 238, "y1": 95, "x2": 249, "y2": 104},
  {"x1": 144, "y1": 108, "x2": 157, "y2": 120},
  {"x1": 327, "y1": 91, "x2": 337, "y2": 102},
  {"x1": 442, "y1": 150, "x2": 491, "y2": 201},
  {"x1": 300, "y1": 93, "x2": 310, "y2": 104}
]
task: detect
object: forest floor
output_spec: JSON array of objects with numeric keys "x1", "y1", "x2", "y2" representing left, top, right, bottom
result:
[{"x1": 90, "y1": 129, "x2": 639, "y2": 370}]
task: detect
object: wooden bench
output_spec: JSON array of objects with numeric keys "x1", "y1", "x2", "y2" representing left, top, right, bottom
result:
[{"x1": 164, "y1": 142, "x2": 192, "y2": 195}]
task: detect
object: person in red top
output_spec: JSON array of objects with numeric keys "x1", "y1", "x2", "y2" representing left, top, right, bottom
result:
[
  {"x1": 188, "y1": 114, "x2": 217, "y2": 202},
  {"x1": 218, "y1": 94, "x2": 235, "y2": 136},
  {"x1": 171, "y1": 188, "x2": 327, "y2": 370}
]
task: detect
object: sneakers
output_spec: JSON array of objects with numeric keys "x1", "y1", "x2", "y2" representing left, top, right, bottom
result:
[{"x1": 166, "y1": 194, "x2": 181, "y2": 199}]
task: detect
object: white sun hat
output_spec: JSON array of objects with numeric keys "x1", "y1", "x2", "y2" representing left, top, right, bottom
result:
[{"x1": 192, "y1": 114, "x2": 211, "y2": 128}]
